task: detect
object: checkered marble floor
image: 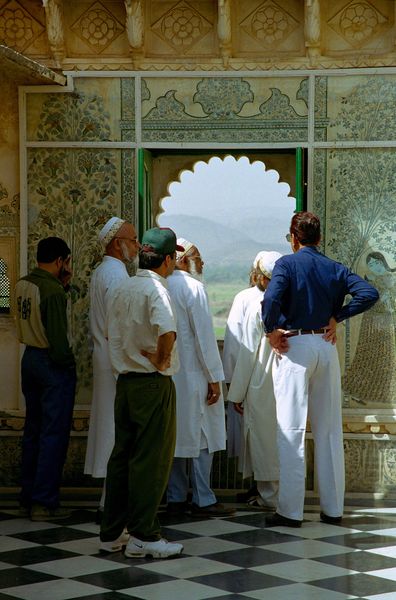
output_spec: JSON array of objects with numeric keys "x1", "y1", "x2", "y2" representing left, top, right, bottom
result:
[{"x1": 1, "y1": 504, "x2": 396, "y2": 599}]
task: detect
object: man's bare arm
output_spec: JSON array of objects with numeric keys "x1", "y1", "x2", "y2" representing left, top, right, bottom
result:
[{"x1": 141, "y1": 331, "x2": 176, "y2": 371}]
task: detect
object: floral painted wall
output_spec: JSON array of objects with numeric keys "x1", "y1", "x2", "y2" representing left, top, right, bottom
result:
[
  {"x1": 26, "y1": 79, "x2": 135, "y2": 403},
  {"x1": 313, "y1": 75, "x2": 396, "y2": 409}
]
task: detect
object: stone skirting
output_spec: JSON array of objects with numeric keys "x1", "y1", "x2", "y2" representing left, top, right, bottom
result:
[{"x1": 2, "y1": 410, "x2": 396, "y2": 495}]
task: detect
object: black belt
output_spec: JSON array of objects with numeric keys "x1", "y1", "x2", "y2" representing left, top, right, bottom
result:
[
  {"x1": 286, "y1": 328, "x2": 327, "y2": 337},
  {"x1": 119, "y1": 371, "x2": 161, "y2": 378}
]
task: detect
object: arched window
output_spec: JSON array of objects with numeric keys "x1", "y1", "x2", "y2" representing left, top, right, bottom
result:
[{"x1": 0, "y1": 258, "x2": 10, "y2": 314}]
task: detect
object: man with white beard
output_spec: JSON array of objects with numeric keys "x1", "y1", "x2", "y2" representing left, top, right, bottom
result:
[
  {"x1": 84, "y1": 217, "x2": 140, "y2": 522},
  {"x1": 227, "y1": 251, "x2": 282, "y2": 510},
  {"x1": 166, "y1": 239, "x2": 235, "y2": 517}
]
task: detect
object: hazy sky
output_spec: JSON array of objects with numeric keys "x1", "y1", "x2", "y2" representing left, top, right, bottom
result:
[{"x1": 158, "y1": 155, "x2": 296, "y2": 256}]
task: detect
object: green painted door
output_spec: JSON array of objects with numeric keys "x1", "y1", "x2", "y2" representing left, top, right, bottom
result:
[{"x1": 138, "y1": 149, "x2": 153, "y2": 240}]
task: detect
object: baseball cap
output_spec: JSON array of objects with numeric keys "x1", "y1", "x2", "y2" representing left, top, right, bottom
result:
[{"x1": 141, "y1": 227, "x2": 184, "y2": 255}]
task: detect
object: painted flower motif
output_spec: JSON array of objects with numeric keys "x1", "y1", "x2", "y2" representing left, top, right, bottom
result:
[
  {"x1": 340, "y1": 3, "x2": 379, "y2": 42},
  {"x1": 194, "y1": 79, "x2": 254, "y2": 117},
  {"x1": 162, "y1": 8, "x2": 202, "y2": 46},
  {"x1": 251, "y1": 6, "x2": 288, "y2": 43}
]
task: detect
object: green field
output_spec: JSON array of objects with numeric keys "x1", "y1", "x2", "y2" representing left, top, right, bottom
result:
[{"x1": 206, "y1": 280, "x2": 247, "y2": 339}]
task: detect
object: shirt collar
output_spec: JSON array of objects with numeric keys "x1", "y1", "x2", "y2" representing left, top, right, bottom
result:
[{"x1": 137, "y1": 268, "x2": 168, "y2": 286}]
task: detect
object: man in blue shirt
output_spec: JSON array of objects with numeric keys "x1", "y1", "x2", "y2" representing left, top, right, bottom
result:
[{"x1": 262, "y1": 212, "x2": 378, "y2": 528}]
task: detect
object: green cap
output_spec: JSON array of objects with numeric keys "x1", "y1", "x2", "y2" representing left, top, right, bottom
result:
[{"x1": 141, "y1": 227, "x2": 184, "y2": 255}]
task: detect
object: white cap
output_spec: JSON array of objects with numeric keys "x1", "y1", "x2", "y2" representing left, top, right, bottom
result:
[
  {"x1": 253, "y1": 251, "x2": 268, "y2": 269},
  {"x1": 176, "y1": 237, "x2": 194, "y2": 260},
  {"x1": 256, "y1": 251, "x2": 282, "y2": 279},
  {"x1": 98, "y1": 217, "x2": 125, "y2": 249}
]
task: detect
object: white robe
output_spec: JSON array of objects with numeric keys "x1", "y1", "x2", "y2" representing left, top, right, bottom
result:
[
  {"x1": 227, "y1": 299, "x2": 279, "y2": 482},
  {"x1": 222, "y1": 286, "x2": 263, "y2": 457},
  {"x1": 167, "y1": 270, "x2": 225, "y2": 457},
  {"x1": 84, "y1": 256, "x2": 129, "y2": 477}
]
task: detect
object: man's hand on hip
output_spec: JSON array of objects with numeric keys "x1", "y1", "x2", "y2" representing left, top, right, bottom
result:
[
  {"x1": 267, "y1": 329, "x2": 289, "y2": 357},
  {"x1": 323, "y1": 317, "x2": 337, "y2": 344}
]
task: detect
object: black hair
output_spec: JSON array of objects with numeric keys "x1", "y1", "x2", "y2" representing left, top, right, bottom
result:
[
  {"x1": 37, "y1": 237, "x2": 71, "y2": 263},
  {"x1": 139, "y1": 248, "x2": 175, "y2": 269},
  {"x1": 290, "y1": 211, "x2": 321, "y2": 245}
]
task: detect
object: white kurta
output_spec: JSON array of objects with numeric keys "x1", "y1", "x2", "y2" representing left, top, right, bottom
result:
[
  {"x1": 222, "y1": 286, "x2": 263, "y2": 457},
  {"x1": 167, "y1": 270, "x2": 225, "y2": 457},
  {"x1": 84, "y1": 256, "x2": 129, "y2": 478},
  {"x1": 227, "y1": 299, "x2": 279, "y2": 482}
]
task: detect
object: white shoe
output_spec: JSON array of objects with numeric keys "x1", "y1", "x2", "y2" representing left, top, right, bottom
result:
[
  {"x1": 100, "y1": 530, "x2": 130, "y2": 553},
  {"x1": 125, "y1": 536, "x2": 183, "y2": 558}
]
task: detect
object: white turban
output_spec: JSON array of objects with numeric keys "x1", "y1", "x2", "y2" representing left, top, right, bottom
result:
[
  {"x1": 176, "y1": 237, "x2": 194, "y2": 260},
  {"x1": 256, "y1": 251, "x2": 282, "y2": 279},
  {"x1": 98, "y1": 217, "x2": 125, "y2": 249}
]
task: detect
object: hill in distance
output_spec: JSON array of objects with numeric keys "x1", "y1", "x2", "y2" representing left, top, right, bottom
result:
[{"x1": 159, "y1": 213, "x2": 288, "y2": 266}]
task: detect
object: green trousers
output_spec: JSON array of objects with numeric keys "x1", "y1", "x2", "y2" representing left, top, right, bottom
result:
[{"x1": 100, "y1": 372, "x2": 176, "y2": 542}]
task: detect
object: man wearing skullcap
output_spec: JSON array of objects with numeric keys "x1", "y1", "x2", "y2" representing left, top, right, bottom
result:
[
  {"x1": 222, "y1": 251, "x2": 267, "y2": 463},
  {"x1": 100, "y1": 227, "x2": 184, "y2": 559},
  {"x1": 227, "y1": 251, "x2": 282, "y2": 510},
  {"x1": 84, "y1": 217, "x2": 139, "y2": 522},
  {"x1": 166, "y1": 239, "x2": 234, "y2": 517}
]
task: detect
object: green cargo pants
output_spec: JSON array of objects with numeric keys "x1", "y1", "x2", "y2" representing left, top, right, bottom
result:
[{"x1": 100, "y1": 371, "x2": 176, "y2": 542}]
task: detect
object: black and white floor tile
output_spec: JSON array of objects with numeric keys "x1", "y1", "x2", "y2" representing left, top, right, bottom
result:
[{"x1": 0, "y1": 504, "x2": 396, "y2": 599}]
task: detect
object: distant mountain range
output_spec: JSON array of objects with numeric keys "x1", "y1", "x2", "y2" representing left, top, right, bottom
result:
[{"x1": 159, "y1": 214, "x2": 289, "y2": 266}]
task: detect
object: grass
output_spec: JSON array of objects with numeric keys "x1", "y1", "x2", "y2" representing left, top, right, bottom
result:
[{"x1": 206, "y1": 280, "x2": 247, "y2": 340}]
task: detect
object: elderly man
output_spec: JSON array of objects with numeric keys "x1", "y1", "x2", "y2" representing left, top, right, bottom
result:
[
  {"x1": 15, "y1": 237, "x2": 76, "y2": 521},
  {"x1": 223, "y1": 252, "x2": 267, "y2": 460},
  {"x1": 262, "y1": 212, "x2": 379, "y2": 528},
  {"x1": 84, "y1": 217, "x2": 139, "y2": 522},
  {"x1": 228, "y1": 251, "x2": 282, "y2": 510},
  {"x1": 100, "y1": 227, "x2": 184, "y2": 559},
  {"x1": 166, "y1": 239, "x2": 234, "y2": 517}
]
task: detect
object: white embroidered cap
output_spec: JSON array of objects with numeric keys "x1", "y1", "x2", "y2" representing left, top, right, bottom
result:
[
  {"x1": 98, "y1": 217, "x2": 125, "y2": 249},
  {"x1": 176, "y1": 237, "x2": 194, "y2": 260},
  {"x1": 256, "y1": 251, "x2": 282, "y2": 279}
]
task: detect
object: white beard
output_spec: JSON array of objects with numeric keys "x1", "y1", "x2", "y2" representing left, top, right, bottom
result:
[{"x1": 187, "y1": 259, "x2": 204, "y2": 283}]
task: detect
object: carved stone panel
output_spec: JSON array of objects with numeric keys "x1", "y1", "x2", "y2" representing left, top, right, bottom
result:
[
  {"x1": 148, "y1": 0, "x2": 217, "y2": 57},
  {"x1": 324, "y1": 0, "x2": 394, "y2": 57}
]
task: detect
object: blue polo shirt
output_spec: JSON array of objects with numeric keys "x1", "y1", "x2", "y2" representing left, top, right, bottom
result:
[{"x1": 262, "y1": 246, "x2": 379, "y2": 333}]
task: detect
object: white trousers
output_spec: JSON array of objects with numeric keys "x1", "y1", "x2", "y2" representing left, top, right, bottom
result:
[{"x1": 272, "y1": 334, "x2": 345, "y2": 521}]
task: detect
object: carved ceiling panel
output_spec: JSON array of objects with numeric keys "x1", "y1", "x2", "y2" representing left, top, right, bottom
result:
[
  {"x1": 328, "y1": 0, "x2": 389, "y2": 48},
  {"x1": 240, "y1": 0, "x2": 299, "y2": 49},
  {"x1": 0, "y1": 0, "x2": 45, "y2": 54},
  {"x1": 70, "y1": 1, "x2": 125, "y2": 54}
]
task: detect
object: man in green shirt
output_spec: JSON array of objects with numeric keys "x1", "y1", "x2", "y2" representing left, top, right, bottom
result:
[{"x1": 15, "y1": 237, "x2": 76, "y2": 521}]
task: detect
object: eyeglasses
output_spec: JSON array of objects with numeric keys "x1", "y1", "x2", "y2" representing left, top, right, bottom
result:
[
  {"x1": 116, "y1": 237, "x2": 139, "y2": 244},
  {"x1": 285, "y1": 233, "x2": 291, "y2": 242}
]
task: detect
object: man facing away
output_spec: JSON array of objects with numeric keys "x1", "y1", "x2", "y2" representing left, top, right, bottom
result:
[
  {"x1": 84, "y1": 217, "x2": 139, "y2": 522},
  {"x1": 99, "y1": 227, "x2": 184, "y2": 559},
  {"x1": 15, "y1": 237, "x2": 76, "y2": 521},
  {"x1": 227, "y1": 251, "x2": 282, "y2": 510},
  {"x1": 222, "y1": 251, "x2": 268, "y2": 502},
  {"x1": 166, "y1": 239, "x2": 234, "y2": 517},
  {"x1": 262, "y1": 212, "x2": 379, "y2": 528}
]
